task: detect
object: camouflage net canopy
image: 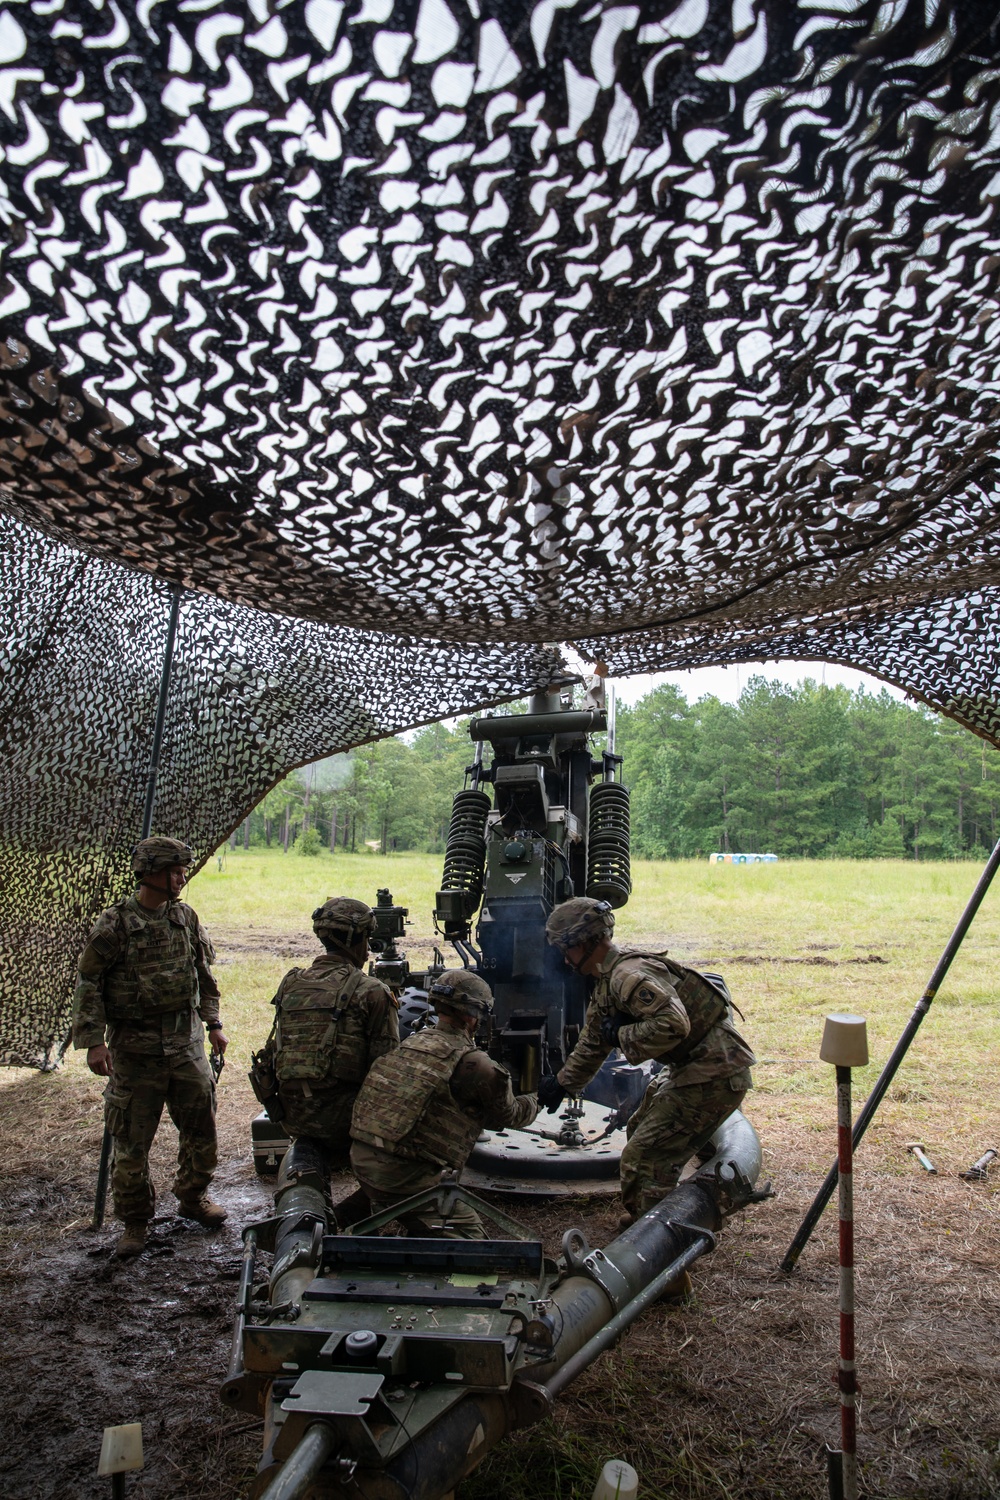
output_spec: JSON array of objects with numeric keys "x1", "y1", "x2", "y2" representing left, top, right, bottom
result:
[{"x1": 4, "y1": 0, "x2": 1000, "y2": 1061}]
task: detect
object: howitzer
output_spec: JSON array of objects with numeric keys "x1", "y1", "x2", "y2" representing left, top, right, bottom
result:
[
  {"x1": 389, "y1": 676, "x2": 648, "y2": 1194},
  {"x1": 222, "y1": 1112, "x2": 767, "y2": 1500}
]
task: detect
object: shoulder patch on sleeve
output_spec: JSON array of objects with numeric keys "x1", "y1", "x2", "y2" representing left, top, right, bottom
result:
[{"x1": 615, "y1": 962, "x2": 674, "y2": 1007}]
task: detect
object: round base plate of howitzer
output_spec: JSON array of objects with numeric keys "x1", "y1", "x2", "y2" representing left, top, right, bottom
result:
[{"x1": 465, "y1": 1100, "x2": 626, "y2": 1196}]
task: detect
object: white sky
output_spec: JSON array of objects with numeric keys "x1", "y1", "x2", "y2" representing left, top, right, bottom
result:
[{"x1": 611, "y1": 660, "x2": 907, "y2": 707}]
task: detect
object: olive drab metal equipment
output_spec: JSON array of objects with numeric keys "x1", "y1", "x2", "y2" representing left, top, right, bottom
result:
[{"x1": 395, "y1": 678, "x2": 643, "y2": 1194}]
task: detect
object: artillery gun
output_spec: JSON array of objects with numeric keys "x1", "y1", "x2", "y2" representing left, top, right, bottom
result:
[
  {"x1": 252, "y1": 677, "x2": 654, "y2": 1190},
  {"x1": 224, "y1": 1111, "x2": 767, "y2": 1500},
  {"x1": 394, "y1": 676, "x2": 646, "y2": 1194}
]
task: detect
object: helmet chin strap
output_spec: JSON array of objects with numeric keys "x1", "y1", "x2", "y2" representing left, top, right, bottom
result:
[
  {"x1": 138, "y1": 871, "x2": 172, "y2": 897},
  {"x1": 564, "y1": 934, "x2": 603, "y2": 973}
]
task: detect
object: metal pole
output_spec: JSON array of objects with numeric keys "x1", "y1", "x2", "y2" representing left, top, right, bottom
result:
[
  {"x1": 140, "y1": 583, "x2": 183, "y2": 842},
  {"x1": 542, "y1": 1232, "x2": 713, "y2": 1398},
  {"x1": 834, "y1": 1064, "x2": 857, "y2": 1500},
  {"x1": 91, "y1": 582, "x2": 184, "y2": 1232},
  {"x1": 781, "y1": 834, "x2": 1000, "y2": 1272},
  {"x1": 258, "y1": 1423, "x2": 339, "y2": 1500}
]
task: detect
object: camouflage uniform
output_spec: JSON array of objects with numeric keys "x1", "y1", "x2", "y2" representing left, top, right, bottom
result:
[
  {"x1": 558, "y1": 944, "x2": 755, "y2": 1217},
  {"x1": 351, "y1": 1008, "x2": 538, "y2": 1239},
  {"x1": 272, "y1": 953, "x2": 399, "y2": 1171},
  {"x1": 73, "y1": 893, "x2": 220, "y2": 1222}
]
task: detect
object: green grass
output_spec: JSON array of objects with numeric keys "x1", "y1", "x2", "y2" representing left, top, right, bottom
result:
[
  {"x1": 26, "y1": 847, "x2": 1000, "y2": 1500},
  {"x1": 181, "y1": 848, "x2": 1000, "y2": 1152}
]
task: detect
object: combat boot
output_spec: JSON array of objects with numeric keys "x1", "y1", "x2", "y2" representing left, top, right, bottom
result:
[
  {"x1": 177, "y1": 1194, "x2": 228, "y2": 1229},
  {"x1": 114, "y1": 1219, "x2": 149, "y2": 1258}
]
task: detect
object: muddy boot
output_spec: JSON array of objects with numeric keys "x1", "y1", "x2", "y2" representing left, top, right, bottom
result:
[
  {"x1": 114, "y1": 1219, "x2": 149, "y2": 1258},
  {"x1": 657, "y1": 1269, "x2": 693, "y2": 1305},
  {"x1": 177, "y1": 1194, "x2": 228, "y2": 1229}
]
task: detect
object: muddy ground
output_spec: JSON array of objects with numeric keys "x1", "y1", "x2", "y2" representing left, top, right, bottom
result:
[{"x1": 1, "y1": 944, "x2": 998, "y2": 1499}]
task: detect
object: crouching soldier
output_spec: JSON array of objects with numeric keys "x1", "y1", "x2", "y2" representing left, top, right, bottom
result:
[
  {"x1": 542, "y1": 897, "x2": 755, "y2": 1262},
  {"x1": 350, "y1": 971, "x2": 538, "y2": 1238},
  {"x1": 260, "y1": 898, "x2": 399, "y2": 1216},
  {"x1": 73, "y1": 837, "x2": 227, "y2": 1259}
]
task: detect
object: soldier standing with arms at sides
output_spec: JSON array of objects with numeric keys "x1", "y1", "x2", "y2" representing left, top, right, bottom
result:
[
  {"x1": 260, "y1": 898, "x2": 399, "y2": 1215},
  {"x1": 541, "y1": 897, "x2": 755, "y2": 1286},
  {"x1": 73, "y1": 837, "x2": 227, "y2": 1259},
  {"x1": 351, "y1": 971, "x2": 539, "y2": 1238}
]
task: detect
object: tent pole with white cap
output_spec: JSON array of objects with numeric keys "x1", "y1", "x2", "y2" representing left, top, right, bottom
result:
[{"x1": 819, "y1": 1013, "x2": 869, "y2": 1500}]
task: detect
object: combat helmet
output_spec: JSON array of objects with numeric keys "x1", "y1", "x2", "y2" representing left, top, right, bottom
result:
[
  {"x1": 544, "y1": 896, "x2": 614, "y2": 952},
  {"x1": 312, "y1": 897, "x2": 376, "y2": 949},
  {"x1": 132, "y1": 837, "x2": 194, "y2": 877},
  {"x1": 428, "y1": 969, "x2": 494, "y2": 1018}
]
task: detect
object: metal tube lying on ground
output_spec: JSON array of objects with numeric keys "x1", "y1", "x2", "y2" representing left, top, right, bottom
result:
[
  {"x1": 960, "y1": 1147, "x2": 998, "y2": 1181},
  {"x1": 780, "y1": 834, "x2": 1000, "y2": 1273}
]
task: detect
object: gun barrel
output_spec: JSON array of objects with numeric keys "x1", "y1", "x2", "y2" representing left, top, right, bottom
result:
[{"x1": 469, "y1": 710, "x2": 606, "y2": 740}]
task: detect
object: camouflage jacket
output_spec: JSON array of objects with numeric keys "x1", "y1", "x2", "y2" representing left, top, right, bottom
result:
[
  {"x1": 273, "y1": 953, "x2": 399, "y2": 1092},
  {"x1": 352, "y1": 1021, "x2": 538, "y2": 1169},
  {"x1": 558, "y1": 944, "x2": 755, "y2": 1094},
  {"x1": 72, "y1": 895, "x2": 220, "y2": 1058}
]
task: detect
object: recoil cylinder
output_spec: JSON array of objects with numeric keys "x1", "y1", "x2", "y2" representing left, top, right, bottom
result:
[
  {"x1": 586, "y1": 782, "x2": 631, "y2": 909},
  {"x1": 435, "y1": 788, "x2": 491, "y2": 927}
]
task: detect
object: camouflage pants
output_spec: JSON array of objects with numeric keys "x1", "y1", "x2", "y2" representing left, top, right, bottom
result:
[
  {"x1": 104, "y1": 1047, "x2": 217, "y2": 1221},
  {"x1": 350, "y1": 1142, "x2": 485, "y2": 1239},
  {"x1": 620, "y1": 1071, "x2": 750, "y2": 1218},
  {"x1": 278, "y1": 1084, "x2": 356, "y2": 1173}
]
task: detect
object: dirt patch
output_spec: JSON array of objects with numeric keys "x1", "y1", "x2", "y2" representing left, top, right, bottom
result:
[
  {"x1": 706, "y1": 953, "x2": 888, "y2": 966},
  {"x1": 1, "y1": 1070, "x2": 998, "y2": 1500},
  {"x1": 211, "y1": 929, "x2": 319, "y2": 960}
]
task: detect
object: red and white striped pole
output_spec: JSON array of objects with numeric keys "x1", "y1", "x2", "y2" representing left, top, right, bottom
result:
[{"x1": 820, "y1": 1013, "x2": 869, "y2": 1500}]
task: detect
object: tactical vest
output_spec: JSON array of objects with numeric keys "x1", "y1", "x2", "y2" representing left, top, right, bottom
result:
[
  {"x1": 351, "y1": 1029, "x2": 481, "y2": 1169},
  {"x1": 274, "y1": 966, "x2": 368, "y2": 1087},
  {"x1": 608, "y1": 949, "x2": 729, "y2": 1067},
  {"x1": 103, "y1": 902, "x2": 199, "y2": 1022}
]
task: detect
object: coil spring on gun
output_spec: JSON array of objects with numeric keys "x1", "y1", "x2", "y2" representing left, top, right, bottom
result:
[
  {"x1": 439, "y1": 788, "x2": 491, "y2": 917},
  {"x1": 586, "y1": 781, "x2": 631, "y2": 909}
]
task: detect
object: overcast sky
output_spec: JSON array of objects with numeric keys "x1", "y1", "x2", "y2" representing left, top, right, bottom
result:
[{"x1": 608, "y1": 661, "x2": 907, "y2": 707}]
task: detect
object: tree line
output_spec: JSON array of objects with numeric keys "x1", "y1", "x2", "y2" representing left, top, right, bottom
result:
[{"x1": 234, "y1": 678, "x2": 1000, "y2": 861}]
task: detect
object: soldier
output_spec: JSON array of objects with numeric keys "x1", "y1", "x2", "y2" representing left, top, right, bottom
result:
[
  {"x1": 541, "y1": 896, "x2": 755, "y2": 1240},
  {"x1": 265, "y1": 898, "x2": 399, "y2": 1208},
  {"x1": 350, "y1": 971, "x2": 538, "y2": 1238},
  {"x1": 73, "y1": 837, "x2": 227, "y2": 1259}
]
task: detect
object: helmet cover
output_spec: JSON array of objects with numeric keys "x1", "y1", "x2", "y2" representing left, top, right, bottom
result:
[
  {"x1": 132, "y1": 836, "x2": 194, "y2": 877},
  {"x1": 544, "y1": 896, "x2": 614, "y2": 951},
  {"x1": 428, "y1": 969, "x2": 494, "y2": 1017},
  {"x1": 312, "y1": 897, "x2": 375, "y2": 945}
]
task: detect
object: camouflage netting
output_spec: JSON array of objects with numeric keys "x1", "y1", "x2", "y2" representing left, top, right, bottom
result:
[{"x1": 3, "y1": 0, "x2": 1000, "y2": 1061}]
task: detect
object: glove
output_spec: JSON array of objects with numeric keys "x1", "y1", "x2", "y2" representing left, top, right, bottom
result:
[
  {"x1": 600, "y1": 1009, "x2": 632, "y2": 1048},
  {"x1": 537, "y1": 1074, "x2": 566, "y2": 1113}
]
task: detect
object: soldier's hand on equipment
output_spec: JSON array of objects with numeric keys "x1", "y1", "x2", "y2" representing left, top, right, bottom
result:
[
  {"x1": 209, "y1": 1026, "x2": 228, "y2": 1055},
  {"x1": 599, "y1": 1009, "x2": 631, "y2": 1048},
  {"x1": 87, "y1": 1043, "x2": 111, "y2": 1077},
  {"x1": 537, "y1": 1074, "x2": 566, "y2": 1113}
]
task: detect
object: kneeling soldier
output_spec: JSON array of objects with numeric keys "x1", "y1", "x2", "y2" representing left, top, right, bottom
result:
[
  {"x1": 541, "y1": 897, "x2": 755, "y2": 1243},
  {"x1": 266, "y1": 898, "x2": 399, "y2": 1205},
  {"x1": 350, "y1": 971, "x2": 538, "y2": 1238},
  {"x1": 73, "y1": 837, "x2": 228, "y2": 1259}
]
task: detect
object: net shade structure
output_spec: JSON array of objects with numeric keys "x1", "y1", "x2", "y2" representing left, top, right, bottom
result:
[{"x1": 4, "y1": 0, "x2": 1000, "y2": 1062}]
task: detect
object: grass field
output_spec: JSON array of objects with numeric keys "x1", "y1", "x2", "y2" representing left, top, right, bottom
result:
[
  {"x1": 3, "y1": 850, "x2": 999, "y2": 1499},
  {"x1": 184, "y1": 848, "x2": 1000, "y2": 1154}
]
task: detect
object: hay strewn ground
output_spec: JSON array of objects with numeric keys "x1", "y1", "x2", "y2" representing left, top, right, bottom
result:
[{"x1": 1, "y1": 854, "x2": 998, "y2": 1499}]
